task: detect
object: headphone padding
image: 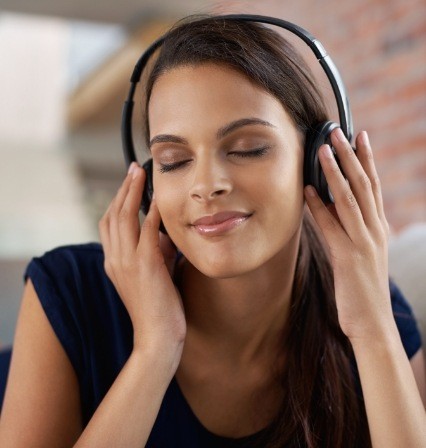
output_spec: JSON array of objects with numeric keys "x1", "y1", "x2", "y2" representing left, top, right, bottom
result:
[{"x1": 304, "y1": 121, "x2": 339, "y2": 204}]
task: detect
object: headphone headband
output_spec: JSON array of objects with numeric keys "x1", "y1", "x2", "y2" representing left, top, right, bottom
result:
[{"x1": 122, "y1": 14, "x2": 353, "y2": 167}]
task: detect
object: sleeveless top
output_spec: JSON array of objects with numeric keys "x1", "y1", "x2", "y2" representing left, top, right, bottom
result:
[{"x1": 22, "y1": 243, "x2": 422, "y2": 447}]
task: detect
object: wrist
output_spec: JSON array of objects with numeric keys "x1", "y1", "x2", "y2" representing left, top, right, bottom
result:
[
  {"x1": 348, "y1": 321, "x2": 401, "y2": 354},
  {"x1": 132, "y1": 338, "x2": 184, "y2": 374}
]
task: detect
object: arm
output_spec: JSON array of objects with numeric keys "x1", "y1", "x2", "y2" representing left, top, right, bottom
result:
[
  {"x1": 304, "y1": 128, "x2": 426, "y2": 447},
  {"x1": 78, "y1": 164, "x2": 186, "y2": 447},
  {"x1": 0, "y1": 164, "x2": 186, "y2": 447},
  {"x1": 0, "y1": 279, "x2": 182, "y2": 448},
  {"x1": 0, "y1": 279, "x2": 83, "y2": 447},
  {"x1": 351, "y1": 329, "x2": 426, "y2": 448},
  {"x1": 410, "y1": 348, "x2": 426, "y2": 407},
  {"x1": 74, "y1": 341, "x2": 177, "y2": 448},
  {"x1": 78, "y1": 163, "x2": 186, "y2": 446}
]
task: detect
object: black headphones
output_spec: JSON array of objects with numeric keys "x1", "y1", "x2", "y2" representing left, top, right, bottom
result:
[{"x1": 121, "y1": 14, "x2": 354, "y2": 234}]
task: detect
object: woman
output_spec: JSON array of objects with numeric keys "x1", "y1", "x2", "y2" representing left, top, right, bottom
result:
[{"x1": 0, "y1": 14, "x2": 425, "y2": 448}]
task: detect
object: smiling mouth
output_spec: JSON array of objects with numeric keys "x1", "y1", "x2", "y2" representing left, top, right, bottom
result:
[{"x1": 191, "y1": 214, "x2": 252, "y2": 236}]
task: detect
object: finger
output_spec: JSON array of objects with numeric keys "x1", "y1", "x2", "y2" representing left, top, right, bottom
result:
[
  {"x1": 99, "y1": 177, "x2": 121, "y2": 235},
  {"x1": 113, "y1": 162, "x2": 138, "y2": 212},
  {"x1": 109, "y1": 163, "x2": 139, "y2": 255},
  {"x1": 98, "y1": 204, "x2": 110, "y2": 252},
  {"x1": 118, "y1": 166, "x2": 146, "y2": 259},
  {"x1": 318, "y1": 143, "x2": 369, "y2": 244},
  {"x1": 330, "y1": 128, "x2": 381, "y2": 233},
  {"x1": 138, "y1": 195, "x2": 162, "y2": 255},
  {"x1": 326, "y1": 202, "x2": 340, "y2": 224},
  {"x1": 99, "y1": 175, "x2": 130, "y2": 279},
  {"x1": 98, "y1": 214, "x2": 114, "y2": 279},
  {"x1": 99, "y1": 201, "x2": 122, "y2": 285},
  {"x1": 159, "y1": 233, "x2": 177, "y2": 277},
  {"x1": 304, "y1": 184, "x2": 348, "y2": 249},
  {"x1": 355, "y1": 131, "x2": 390, "y2": 237},
  {"x1": 98, "y1": 197, "x2": 117, "y2": 259}
]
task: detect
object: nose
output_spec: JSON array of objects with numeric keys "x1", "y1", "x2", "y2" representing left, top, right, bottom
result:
[{"x1": 189, "y1": 155, "x2": 232, "y2": 203}]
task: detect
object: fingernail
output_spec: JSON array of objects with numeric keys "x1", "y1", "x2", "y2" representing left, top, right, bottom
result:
[
  {"x1": 322, "y1": 144, "x2": 334, "y2": 158},
  {"x1": 305, "y1": 186, "x2": 316, "y2": 198},
  {"x1": 128, "y1": 162, "x2": 137, "y2": 175},
  {"x1": 132, "y1": 166, "x2": 141, "y2": 179},
  {"x1": 335, "y1": 128, "x2": 346, "y2": 142},
  {"x1": 360, "y1": 131, "x2": 369, "y2": 146}
]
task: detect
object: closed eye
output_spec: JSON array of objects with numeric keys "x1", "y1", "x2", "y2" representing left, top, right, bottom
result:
[
  {"x1": 159, "y1": 160, "x2": 191, "y2": 173},
  {"x1": 229, "y1": 146, "x2": 270, "y2": 158},
  {"x1": 158, "y1": 146, "x2": 271, "y2": 173}
]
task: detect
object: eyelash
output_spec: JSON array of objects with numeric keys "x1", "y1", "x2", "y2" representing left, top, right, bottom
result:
[{"x1": 158, "y1": 146, "x2": 270, "y2": 173}]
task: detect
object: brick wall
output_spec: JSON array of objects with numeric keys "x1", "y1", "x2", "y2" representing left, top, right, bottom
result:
[{"x1": 215, "y1": 0, "x2": 425, "y2": 232}]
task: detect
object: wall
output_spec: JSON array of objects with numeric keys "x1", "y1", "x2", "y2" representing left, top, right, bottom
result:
[{"x1": 217, "y1": 0, "x2": 425, "y2": 232}]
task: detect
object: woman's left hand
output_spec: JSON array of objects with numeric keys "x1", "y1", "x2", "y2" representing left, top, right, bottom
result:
[{"x1": 304, "y1": 128, "x2": 395, "y2": 343}]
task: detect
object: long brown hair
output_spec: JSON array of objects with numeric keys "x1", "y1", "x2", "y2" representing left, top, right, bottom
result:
[{"x1": 142, "y1": 15, "x2": 371, "y2": 448}]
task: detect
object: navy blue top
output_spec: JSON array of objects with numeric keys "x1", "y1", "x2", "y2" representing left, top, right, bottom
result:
[{"x1": 21, "y1": 242, "x2": 422, "y2": 447}]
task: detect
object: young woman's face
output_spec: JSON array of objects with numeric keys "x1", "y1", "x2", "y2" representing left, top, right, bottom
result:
[{"x1": 148, "y1": 63, "x2": 305, "y2": 278}]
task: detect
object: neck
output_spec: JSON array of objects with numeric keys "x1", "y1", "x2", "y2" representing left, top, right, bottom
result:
[{"x1": 177, "y1": 224, "x2": 302, "y2": 369}]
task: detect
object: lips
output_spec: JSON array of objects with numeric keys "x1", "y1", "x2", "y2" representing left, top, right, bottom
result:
[{"x1": 191, "y1": 211, "x2": 252, "y2": 236}]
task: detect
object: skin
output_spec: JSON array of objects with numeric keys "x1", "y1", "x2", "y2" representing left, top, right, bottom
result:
[
  {"x1": 1, "y1": 61, "x2": 424, "y2": 447},
  {"x1": 146, "y1": 63, "x2": 308, "y2": 431},
  {"x1": 145, "y1": 64, "x2": 426, "y2": 439},
  {"x1": 148, "y1": 63, "x2": 304, "y2": 371}
]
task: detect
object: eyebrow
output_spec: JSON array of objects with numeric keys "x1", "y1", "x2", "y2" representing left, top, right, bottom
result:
[{"x1": 148, "y1": 117, "x2": 276, "y2": 150}]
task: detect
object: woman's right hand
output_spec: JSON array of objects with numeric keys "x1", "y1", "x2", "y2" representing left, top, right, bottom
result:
[{"x1": 98, "y1": 162, "x2": 187, "y2": 361}]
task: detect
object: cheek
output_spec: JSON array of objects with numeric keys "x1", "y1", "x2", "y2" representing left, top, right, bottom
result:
[
  {"x1": 156, "y1": 187, "x2": 182, "y2": 219},
  {"x1": 258, "y1": 162, "x2": 304, "y2": 242},
  {"x1": 154, "y1": 151, "x2": 304, "y2": 241},
  {"x1": 154, "y1": 179, "x2": 187, "y2": 242},
  {"x1": 261, "y1": 153, "x2": 304, "y2": 206}
]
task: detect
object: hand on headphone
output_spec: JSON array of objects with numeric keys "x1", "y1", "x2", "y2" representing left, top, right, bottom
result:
[
  {"x1": 304, "y1": 128, "x2": 393, "y2": 345},
  {"x1": 98, "y1": 162, "x2": 187, "y2": 365}
]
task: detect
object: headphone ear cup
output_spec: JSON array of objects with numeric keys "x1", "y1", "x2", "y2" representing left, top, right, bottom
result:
[
  {"x1": 304, "y1": 121, "x2": 340, "y2": 205},
  {"x1": 141, "y1": 159, "x2": 168, "y2": 234}
]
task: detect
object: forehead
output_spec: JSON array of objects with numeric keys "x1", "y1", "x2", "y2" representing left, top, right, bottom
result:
[{"x1": 148, "y1": 63, "x2": 293, "y2": 135}]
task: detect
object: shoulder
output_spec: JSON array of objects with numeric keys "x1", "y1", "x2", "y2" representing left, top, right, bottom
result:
[
  {"x1": 22, "y1": 243, "x2": 133, "y2": 423},
  {"x1": 22, "y1": 241, "x2": 128, "y2": 362},
  {"x1": 24, "y1": 242, "x2": 107, "y2": 295},
  {"x1": 26, "y1": 242, "x2": 104, "y2": 271}
]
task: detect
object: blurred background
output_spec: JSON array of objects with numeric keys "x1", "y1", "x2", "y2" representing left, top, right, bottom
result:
[{"x1": 0, "y1": 0, "x2": 425, "y2": 345}]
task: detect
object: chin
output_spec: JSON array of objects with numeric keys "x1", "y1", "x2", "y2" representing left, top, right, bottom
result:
[
  {"x1": 183, "y1": 245, "x2": 268, "y2": 279},
  {"x1": 197, "y1": 264, "x2": 255, "y2": 280},
  {"x1": 171, "y1": 218, "x2": 302, "y2": 279},
  {"x1": 199, "y1": 263, "x2": 251, "y2": 279}
]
